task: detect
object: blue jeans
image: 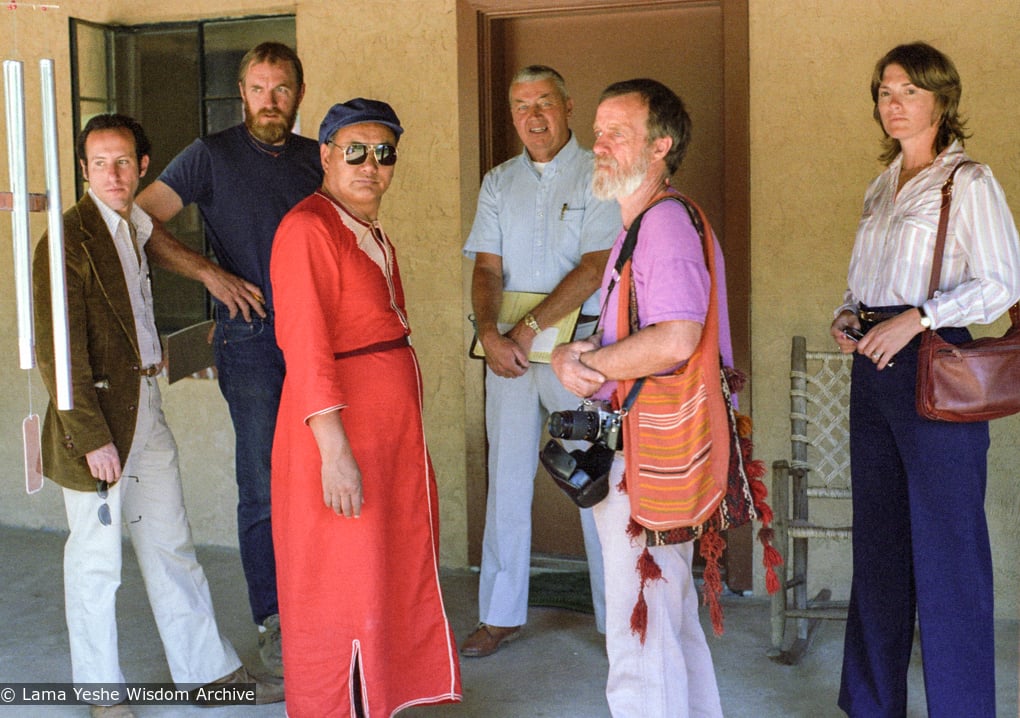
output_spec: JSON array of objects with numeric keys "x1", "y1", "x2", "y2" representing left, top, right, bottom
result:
[{"x1": 214, "y1": 309, "x2": 285, "y2": 624}]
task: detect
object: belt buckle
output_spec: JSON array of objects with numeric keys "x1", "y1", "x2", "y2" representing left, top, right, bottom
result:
[{"x1": 859, "y1": 309, "x2": 893, "y2": 324}]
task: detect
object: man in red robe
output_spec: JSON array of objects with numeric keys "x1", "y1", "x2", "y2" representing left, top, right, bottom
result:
[{"x1": 269, "y1": 99, "x2": 462, "y2": 717}]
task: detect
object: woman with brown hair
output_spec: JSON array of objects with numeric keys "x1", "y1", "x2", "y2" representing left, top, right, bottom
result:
[{"x1": 830, "y1": 42, "x2": 1020, "y2": 717}]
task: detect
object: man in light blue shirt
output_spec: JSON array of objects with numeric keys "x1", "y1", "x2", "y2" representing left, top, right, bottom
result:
[{"x1": 461, "y1": 65, "x2": 618, "y2": 658}]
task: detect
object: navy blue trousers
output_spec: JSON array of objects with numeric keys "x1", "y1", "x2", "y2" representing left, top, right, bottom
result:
[{"x1": 838, "y1": 329, "x2": 995, "y2": 718}]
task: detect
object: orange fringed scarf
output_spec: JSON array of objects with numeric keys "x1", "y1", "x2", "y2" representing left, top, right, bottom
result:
[{"x1": 625, "y1": 369, "x2": 783, "y2": 642}]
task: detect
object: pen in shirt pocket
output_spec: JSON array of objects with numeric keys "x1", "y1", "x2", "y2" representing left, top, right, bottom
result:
[{"x1": 560, "y1": 204, "x2": 582, "y2": 220}]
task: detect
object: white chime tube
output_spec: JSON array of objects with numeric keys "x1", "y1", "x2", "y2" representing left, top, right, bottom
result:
[
  {"x1": 4, "y1": 60, "x2": 34, "y2": 370},
  {"x1": 40, "y1": 59, "x2": 72, "y2": 409}
]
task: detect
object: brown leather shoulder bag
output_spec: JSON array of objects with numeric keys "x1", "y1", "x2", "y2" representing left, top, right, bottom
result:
[{"x1": 915, "y1": 161, "x2": 1020, "y2": 422}]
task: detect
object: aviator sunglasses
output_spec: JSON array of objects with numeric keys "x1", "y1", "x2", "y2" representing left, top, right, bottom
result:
[
  {"x1": 328, "y1": 141, "x2": 398, "y2": 166},
  {"x1": 96, "y1": 480, "x2": 111, "y2": 526}
]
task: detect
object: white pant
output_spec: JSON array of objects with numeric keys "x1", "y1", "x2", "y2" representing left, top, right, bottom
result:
[
  {"x1": 62, "y1": 377, "x2": 240, "y2": 690},
  {"x1": 479, "y1": 359, "x2": 606, "y2": 631},
  {"x1": 595, "y1": 454, "x2": 722, "y2": 718}
]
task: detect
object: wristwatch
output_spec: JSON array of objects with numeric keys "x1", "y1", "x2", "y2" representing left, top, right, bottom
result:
[
  {"x1": 918, "y1": 306, "x2": 933, "y2": 329},
  {"x1": 523, "y1": 312, "x2": 541, "y2": 334}
]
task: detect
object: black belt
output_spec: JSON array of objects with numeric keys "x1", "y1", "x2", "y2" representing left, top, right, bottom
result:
[
  {"x1": 858, "y1": 304, "x2": 913, "y2": 327},
  {"x1": 577, "y1": 313, "x2": 600, "y2": 324},
  {"x1": 333, "y1": 336, "x2": 409, "y2": 360}
]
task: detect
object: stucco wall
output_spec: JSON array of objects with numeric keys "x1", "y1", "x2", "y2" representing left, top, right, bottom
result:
[{"x1": 1, "y1": 0, "x2": 1018, "y2": 617}]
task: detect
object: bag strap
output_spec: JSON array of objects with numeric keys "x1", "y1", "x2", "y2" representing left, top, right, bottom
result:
[
  {"x1": 609, "y1": 194, "x2": 675, "y2": 412},
  {"x1": 925, "y1": 160, "x2": 1020, "y2": 329},
  {"x1": 926, "y1": 160, "x2": 974, "y2": 300}
]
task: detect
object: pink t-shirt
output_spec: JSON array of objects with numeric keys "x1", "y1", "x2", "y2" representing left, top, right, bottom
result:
[{"x1": 593, "y1": 196, "x2": 733, "y2": 402}]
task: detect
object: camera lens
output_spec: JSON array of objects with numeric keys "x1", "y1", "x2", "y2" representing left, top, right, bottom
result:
[{"x1": 548, "y1": 410, "x2": 601, "y2": 442}]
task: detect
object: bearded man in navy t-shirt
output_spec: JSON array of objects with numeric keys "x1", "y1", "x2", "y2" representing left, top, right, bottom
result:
[{"x1": 135, "y1": 41, "x2": 322, "y2": 679}]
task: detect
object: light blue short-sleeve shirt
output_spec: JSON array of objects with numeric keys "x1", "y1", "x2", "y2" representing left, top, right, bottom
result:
[{"x1": 463, "y1": 134, "x2": 620, "y2": 316}]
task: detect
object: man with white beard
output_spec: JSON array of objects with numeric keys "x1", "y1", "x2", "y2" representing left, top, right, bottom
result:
[{"x1": 551, "y1": 79, "x2": 731, "y2": 718}]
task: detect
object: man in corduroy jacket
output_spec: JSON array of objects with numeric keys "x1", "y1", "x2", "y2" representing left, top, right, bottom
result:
[{"x1": 33, "y1": 114, "x2": 282, "y2": 718}]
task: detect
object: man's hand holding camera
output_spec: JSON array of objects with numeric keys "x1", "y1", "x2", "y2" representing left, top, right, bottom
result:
[
  {"x1": 551, "y1": 334, "x2": 606, "y2": 398},
  {"x1": 542, "y1": 333, "x2": 620, "y2": 509}
]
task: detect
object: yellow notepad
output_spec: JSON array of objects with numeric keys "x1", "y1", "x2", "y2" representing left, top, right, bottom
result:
[{"x1": 470, "y1": 291, "x2": 581, "y2": 364}]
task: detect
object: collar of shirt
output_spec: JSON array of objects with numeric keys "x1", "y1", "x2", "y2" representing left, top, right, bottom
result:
[
  {"x1": 87, "y1": 188, "x2": 154, "y2": 248},
  {"x1": 884, "y1": 139, "x2": 965, "y2": 195},
  {"x1": 516, "y1": 132, "x2": 580, "y2": 178}
]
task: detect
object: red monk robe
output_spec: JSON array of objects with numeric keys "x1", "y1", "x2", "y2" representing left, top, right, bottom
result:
[{"x1": 270, "y1": 190, "x2": 461, "y2": 717}]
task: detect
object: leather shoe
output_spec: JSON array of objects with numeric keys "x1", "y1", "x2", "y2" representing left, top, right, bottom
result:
[
  {"x1": 89, "y1": 705, "x2": 135, "y2": 718},
  {"x1": 194, "y1": 665, "x2": 285, "y2": 706},
  {"x1": 460, "y1": 623, "x2": 522, "y2": 658}
]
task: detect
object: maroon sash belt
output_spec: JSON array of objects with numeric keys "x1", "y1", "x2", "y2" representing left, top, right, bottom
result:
[{"x1": 333, "y1": 336, "x2": 409, "y2": 360}]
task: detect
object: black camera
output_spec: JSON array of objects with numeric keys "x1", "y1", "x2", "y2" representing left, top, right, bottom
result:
[
  {"x1": 540, "y1": 401, "x2": 623, "y2": 508},
  {"x1": 547, "y1": 404, "x2": 623, "y2": 451}
]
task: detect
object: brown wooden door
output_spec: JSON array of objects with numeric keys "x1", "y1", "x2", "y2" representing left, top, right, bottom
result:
[{"x1": 466, "y1": 0, "x2": 752, "y2": 589}]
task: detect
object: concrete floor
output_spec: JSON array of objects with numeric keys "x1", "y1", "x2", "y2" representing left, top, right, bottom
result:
[{"x1": 1, "y1": 524, "x2": 1016, "y2": 717}]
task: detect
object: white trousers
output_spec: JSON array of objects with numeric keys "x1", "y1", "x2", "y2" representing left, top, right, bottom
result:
[
  {"x1": 480, "y1": 359, "x2": 606, "y2": 631},
  {"x1": 62, "y1": 376, "x2": 240, "y2": 690},
  {"x1": 594, "y1": 454, "x2": 722, "y2": 718}
]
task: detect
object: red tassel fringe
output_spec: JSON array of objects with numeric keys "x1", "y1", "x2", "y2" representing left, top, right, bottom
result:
[
  {"x1": 735, "y1": 412, "x2": 753, "y2": 439},
  {"x1": 637, "y1": 546, "x2": 664, "y2": 583},
  {"x1": 699, "y1": 530, "x2": 727, "y2": 635},
  {"x1": 739, "y1": 413, "x2": 783, "y2": 602},
  {"x1": 725, "y1": 367, "x2": 747, "y2": 395},
  {"x1": 629, "y1": 548, "x2": 665, "y2": 644},
  {"x1": 759, "y1": 527, "x2": 783, "y2": 595},
  {"x1": 749, "y1": 478, "x2": 773, "y2": 525},
  {"x1": 630, "y1": 588, "x2": 648, "y2": 644}
]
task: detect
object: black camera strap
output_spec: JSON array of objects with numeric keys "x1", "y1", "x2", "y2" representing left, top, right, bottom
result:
[
  {"x1": 620, "y1": 376, "x2": 645, "y2": 413},
  {"x1": 597, "y1": 202, "x2": 653, "y2": 325}
]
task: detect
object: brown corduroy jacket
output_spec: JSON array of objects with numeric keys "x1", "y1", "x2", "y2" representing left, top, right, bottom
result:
[{"x1": 33, "y1": 194, "x2": 145, "y2": 492}]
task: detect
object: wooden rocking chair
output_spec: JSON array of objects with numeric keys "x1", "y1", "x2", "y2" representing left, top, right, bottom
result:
[{"x1": 769, "y1": 336, "x2": 854, "y2": 665}]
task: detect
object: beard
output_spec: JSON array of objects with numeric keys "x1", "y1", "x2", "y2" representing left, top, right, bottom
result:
[
  {"x1": 592, "y1": 148, "x2": 650, "y2": 201},
  {"x1": 243, "y1": 101, "x2": 296, "y2": 145}
]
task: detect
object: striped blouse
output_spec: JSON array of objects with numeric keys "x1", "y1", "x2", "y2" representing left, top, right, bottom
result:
[{"x1": 838, "y1": 140, "x2": 1020, "y2": 329}]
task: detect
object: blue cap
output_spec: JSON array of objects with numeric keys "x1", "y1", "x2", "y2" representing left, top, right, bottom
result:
[{"x1": 318, "y1": 98, "x2": 404, "y2": 145}]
